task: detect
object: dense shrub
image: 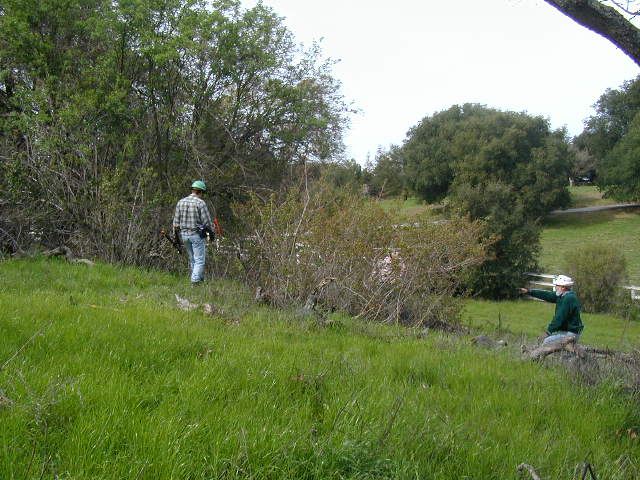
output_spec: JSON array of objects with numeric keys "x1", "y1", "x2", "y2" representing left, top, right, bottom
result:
[
  {"x1": 233, "y1": 183, "x2": 490, "y2": 327},
  {"x1": 564, "y1": 242, "x2": 628, "y2": 313},
  {"x1": 450, "y1": 181, "x2": 540, "y2": 299}
]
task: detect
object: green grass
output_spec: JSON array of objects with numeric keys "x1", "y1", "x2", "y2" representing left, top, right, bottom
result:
[
  {"x1": 375, "y1": 197, "x2": 440, "y2": 221},
  {"x1": 568, "y1": 185, "x2": 616, "y2": 208},
  {"x1": 539, "y1": 208, "x2": 640, "y2": 284},
  {"x1": 463, "y1": 298, "x2": 640, "y2": 350},
  {"x1": 1, "y1": 258, "x2": 639, "y2": 479}
]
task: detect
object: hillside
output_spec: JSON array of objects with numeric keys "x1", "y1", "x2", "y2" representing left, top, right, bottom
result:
[{"x1": 1, "y1": 258, "x2": 639, "y2": 479}]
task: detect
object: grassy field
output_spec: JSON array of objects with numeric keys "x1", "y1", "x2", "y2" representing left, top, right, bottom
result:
[
  {"x1": 375, "y1": 197, "x2": 437, "y2": 221},
  {"x1": 567, "y1": 185, "x2": 617, "y2": 208},
  {"x1": 539, "y1": 208, "x2": 640, "y2": 285},
  {"x1": 463, "y1": 298, "x2": 639, "y2": 350},
  {"x1": 1, "y1": 258, "x2": 639, "y2": 479}
]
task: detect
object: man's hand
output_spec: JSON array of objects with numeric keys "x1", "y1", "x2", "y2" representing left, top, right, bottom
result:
[{"x1": 519, "y1": 288, "x2": 529, "y2": 295}]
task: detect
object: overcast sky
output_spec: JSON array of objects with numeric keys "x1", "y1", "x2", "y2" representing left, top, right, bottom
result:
[{"x1": 242, "y1": 0, "x2": 639, "y2": 164}]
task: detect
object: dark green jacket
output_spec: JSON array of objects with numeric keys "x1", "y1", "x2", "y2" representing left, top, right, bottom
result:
[{"x1": 529, "y1": 289, "x2": 584, "y2": 335}]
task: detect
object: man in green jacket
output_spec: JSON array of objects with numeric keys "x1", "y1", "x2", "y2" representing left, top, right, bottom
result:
[{"x1": 520, "y1": 275, "x2": 584, "y2": 344}]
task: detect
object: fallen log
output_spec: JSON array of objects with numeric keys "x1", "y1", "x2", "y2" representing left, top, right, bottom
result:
[
  {"x1": 42, "y1": 246, "x2": 95, "y2": 267},
  {"x1": 579, "y1": 345, "x2": 639, "y2": 365},
  {"x1": 517, "y1": 463, "x2": 542, "y2": 480},
  {"x1": 522, "y1": 336, "x2": 576, "y2": 360},
  {"x1": 175, "y1": 294, "x2": 241, "y2": 324},
  {"x1": 471, "y1": 335, "x2": 507, "y2": 349},
  {"x1": 521, "y1": 337, "x2": 639, "y2": 366}
]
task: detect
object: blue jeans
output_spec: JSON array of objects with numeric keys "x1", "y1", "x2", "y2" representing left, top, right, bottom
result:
[
  {"x1": 543, "y1": 331, "x2": 580, "y2": 345},
  {"x1": 182, "y1": 233, "x2": 206, "y2": 283}
]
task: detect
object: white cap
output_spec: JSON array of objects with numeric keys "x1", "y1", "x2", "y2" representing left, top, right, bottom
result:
[{"x1": 553, "y1": 275, "x2": 574, "y2": 287}]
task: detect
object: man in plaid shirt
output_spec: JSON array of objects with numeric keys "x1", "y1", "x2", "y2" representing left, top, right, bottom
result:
[{"x1": 173, "y1": 180, "x2": 213, "y2": 285}]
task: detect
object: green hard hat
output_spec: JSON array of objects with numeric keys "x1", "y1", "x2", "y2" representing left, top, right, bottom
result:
[{"x1": 191, "y1": 180, "x2": 207, "y2": 191}]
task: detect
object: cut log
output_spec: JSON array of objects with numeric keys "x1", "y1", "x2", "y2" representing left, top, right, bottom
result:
[
  {"x1": 175, "y1": 294, "x2": 200, "y2": 312},
  {"x1": 42, "y1": 246, "x2": 95, "y2": 267},
  {"x1": 517, "y1": 463, "x2": 543, "y2": 480},
  {"x1": 298, "y1": 277, "x2": 336, "y2": 323},
  {"x1": 254, "y1": 286, "x2": 270, "y2": 305}
]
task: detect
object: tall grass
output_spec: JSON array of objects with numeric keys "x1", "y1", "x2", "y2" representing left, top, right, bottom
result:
[{"x1": 1, "y1": 258, "x2": 639, "y2": 479}]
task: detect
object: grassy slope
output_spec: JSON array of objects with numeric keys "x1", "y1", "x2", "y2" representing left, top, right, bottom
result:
[
  {"x1": 539, "y1": 209, "x2": 640, "y2": 285},
  {"x1": 1, "y1": 259, "x2": 639, "y2": 479}
]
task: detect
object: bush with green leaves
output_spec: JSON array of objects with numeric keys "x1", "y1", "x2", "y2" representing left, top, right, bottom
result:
[
  {"x1": 450, "y1": 181, "x2": 540, "y2": 299},
  {"x1": 564, "y1": 242, "x2": 628, "y2": 313},
  {"x1": 233, "y1": 183, "x2": 490, "y2": 327}
]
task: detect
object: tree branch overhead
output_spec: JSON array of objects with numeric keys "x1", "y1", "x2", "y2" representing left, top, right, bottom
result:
[{"x1": 544, "y1": 0, "x2": 640, "y2": 66}]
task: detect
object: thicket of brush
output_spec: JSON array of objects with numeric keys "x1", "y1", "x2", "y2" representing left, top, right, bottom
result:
[{"x1": 233, "y1": 183, "x2": 490, "y2": 327}]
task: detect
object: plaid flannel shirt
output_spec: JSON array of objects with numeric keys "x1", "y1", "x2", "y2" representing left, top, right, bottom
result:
[{"x1": 172, "y1": 194, "x2": 213, "y2": 234}]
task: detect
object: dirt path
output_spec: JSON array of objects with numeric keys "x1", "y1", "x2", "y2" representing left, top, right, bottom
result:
[{"x1": 549, "y1": 203, "x2": 640, "y2": 215}]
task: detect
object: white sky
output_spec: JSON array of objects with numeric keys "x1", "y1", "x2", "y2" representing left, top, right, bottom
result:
[{"x1": 242, "y1": 0, "x2": 639, "y2": 164}]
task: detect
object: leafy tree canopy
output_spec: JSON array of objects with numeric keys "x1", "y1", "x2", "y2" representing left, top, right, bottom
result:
[
  {"x1": 402, "y1": 103, "x2": 572, "y2": 218},
  {"x1": 367, "y1": 145, "x2": 405, "y2": 198},
  {"x1": 577, "y1": 75, "x2": 640, "y2": 201},
  {"x1": 598, "y1": 113, "x2": 640, "y2": 201}
]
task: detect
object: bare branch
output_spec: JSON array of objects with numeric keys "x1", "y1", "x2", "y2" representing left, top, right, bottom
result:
[{"x1": 608, "y1": 0, "x2": 640, "y2": 17}]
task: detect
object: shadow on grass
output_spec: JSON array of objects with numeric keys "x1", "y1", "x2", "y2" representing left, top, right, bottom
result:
[{"x1": 542, "y1": 209, "x2": 639, "y2": 229}]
